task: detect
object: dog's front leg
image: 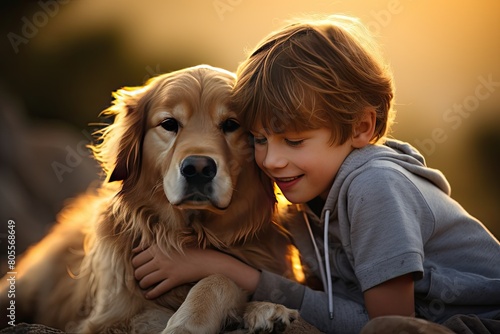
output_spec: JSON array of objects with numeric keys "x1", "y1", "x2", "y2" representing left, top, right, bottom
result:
[{"x1": 163, "y1": 274, "x2": 246, "y2": 334}]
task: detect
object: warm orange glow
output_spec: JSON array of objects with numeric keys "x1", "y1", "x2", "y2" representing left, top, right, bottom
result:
[
  {"x1": 289, "y1": 244, "x2": 305, "y2": 283},
  {"x1": 275, "y1": 183, "x2": 292, "y2": 212},
  {"x1": 275, "y1": 184, "x2": 306, "y2": 283}
]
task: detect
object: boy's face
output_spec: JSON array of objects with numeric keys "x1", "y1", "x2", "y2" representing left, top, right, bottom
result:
[{"x1": 251, "y1": 125, "x2": 354, "y2": 203}]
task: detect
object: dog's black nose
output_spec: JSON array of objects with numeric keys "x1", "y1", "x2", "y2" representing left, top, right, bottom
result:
[{"x1": 181, "y1": 155, "x2": 217, "y2": 184}]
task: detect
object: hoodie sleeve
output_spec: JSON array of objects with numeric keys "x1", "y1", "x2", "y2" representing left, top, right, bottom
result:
[
  {"x1": 344, "y1": 163, "x2": 429, "y2": 291},
  {"x1": 252, "y1": 270, "x2": 370, "y2": 333}
]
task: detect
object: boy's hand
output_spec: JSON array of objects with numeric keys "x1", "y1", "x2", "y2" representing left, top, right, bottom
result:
[
  {"x1": 132, "y1": 245, "x2": 211, "y2": 299},
  {"x1": 131, "y1": 245, "x2": 261, "y2": 299}
]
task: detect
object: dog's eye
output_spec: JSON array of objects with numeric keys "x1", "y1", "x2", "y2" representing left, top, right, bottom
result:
[
  {"x1": 220, "y1": 118, "x2": 240, "y2": 134},
  {"x1": 160, "y1": 118, "x2": 179, "y2": 133}
]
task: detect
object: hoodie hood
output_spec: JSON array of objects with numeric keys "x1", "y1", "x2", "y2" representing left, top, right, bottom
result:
[{"x1": 321, "y1": 138, "x2": 451, "y2": 222}]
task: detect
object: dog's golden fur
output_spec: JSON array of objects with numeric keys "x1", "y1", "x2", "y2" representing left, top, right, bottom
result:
[{"x1": 0, "y1": 65, "x2": 298, "y2": 333}]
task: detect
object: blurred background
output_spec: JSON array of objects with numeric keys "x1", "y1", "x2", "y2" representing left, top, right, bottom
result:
[{"x1": 1, "y1": 0, "x2": 499, "y2": 267}]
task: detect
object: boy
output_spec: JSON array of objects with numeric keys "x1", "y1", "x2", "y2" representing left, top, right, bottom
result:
[{"x1": 133, "y1": 15, "x2": 500, "y2": 333}]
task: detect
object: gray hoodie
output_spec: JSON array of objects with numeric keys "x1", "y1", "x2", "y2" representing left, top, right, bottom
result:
[{"x1": 251, "y1": 139, "x2": 500, "y2": 334}]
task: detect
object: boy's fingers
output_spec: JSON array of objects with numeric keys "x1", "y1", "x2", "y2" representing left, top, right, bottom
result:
[
  {"x1": 132, "y1": 246, "x2": 143, "y2": 253},
  {"x1": 134, "y1": 262, "x2": 152, "y2": 281},
  {"x1": 132, "y1": 245, "x2": 155, "y2": 253},
  {"x1": 138, "y1": 268, "x2": 171, "y2": 289},
  {"x1": 131, "y1": 249, "x2": 153, "y2": 268},
  {"x1": 134, "y1": 255, "x2": 164, "y2": 280},
  {"x1": 145, "y1": 279, "x2": 175, "y2": 299}
]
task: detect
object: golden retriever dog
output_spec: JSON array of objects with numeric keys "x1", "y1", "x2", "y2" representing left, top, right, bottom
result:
[{"x1": 0, "y1": 65, "x2": 300, "y2": 333}]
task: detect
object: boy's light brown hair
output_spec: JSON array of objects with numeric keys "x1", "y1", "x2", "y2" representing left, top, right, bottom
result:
[{"x1": 232, "y1": 15, "x2": 395, "y2": 144}]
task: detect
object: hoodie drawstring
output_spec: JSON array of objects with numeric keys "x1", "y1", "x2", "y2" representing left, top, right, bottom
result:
[
  {"x1": 301, "y1": 208, "x2": 334, "y2": 319},
  {"x1": 324, "y1": 210, "x2": 334, "y2": 319}
]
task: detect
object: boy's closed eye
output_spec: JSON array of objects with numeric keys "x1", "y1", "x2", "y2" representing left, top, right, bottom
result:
[
  {"x1": 252, "y1": 136, "x2": 304, "y2": 147},
  {"x1": 285, "y1": 138, "x2": 304, "y2": 147}
]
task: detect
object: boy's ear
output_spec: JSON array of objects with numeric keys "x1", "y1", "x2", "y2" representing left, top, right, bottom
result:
[{"x1": 352, "y1": 107, "x2": 376, "y2": 148}]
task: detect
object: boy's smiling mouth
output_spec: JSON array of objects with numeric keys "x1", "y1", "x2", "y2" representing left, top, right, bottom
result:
[
  {"x1": 273, "y1": 175, "x2": 304, "y2": 190},
  {"x1": 274, "y1": 175, "x2": 303, "y2": 182}
]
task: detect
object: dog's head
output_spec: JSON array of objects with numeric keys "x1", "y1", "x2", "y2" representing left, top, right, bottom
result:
[{"x1": 92, "y1": 65, "x2": 275, "y2": 245}]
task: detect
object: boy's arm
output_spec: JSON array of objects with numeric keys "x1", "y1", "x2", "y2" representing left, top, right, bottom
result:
[
  {"x1": 133, "y1": 246, "x2": 374, "y2": 332},
  {"x1": 363, "y1": 273, "x2": 415, "y2": 318}
]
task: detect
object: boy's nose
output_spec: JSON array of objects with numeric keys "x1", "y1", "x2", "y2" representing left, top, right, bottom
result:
[{"x1": 262, "y1": 146, "x2": 287, "y2": 169}]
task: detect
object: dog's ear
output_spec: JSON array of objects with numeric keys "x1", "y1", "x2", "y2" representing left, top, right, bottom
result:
[
  {"x1": 107, "y1": 100, "x2": 147, "y2": 184},
  {"x1": 107, "y1": 103, "x2": 139, "y2": 183},
  {"x1": 109, "y1": 164, "x2": 127, "y2": 182},
  {"x1": 91, "y1": 83, "x2": 152, "y2": 185}
]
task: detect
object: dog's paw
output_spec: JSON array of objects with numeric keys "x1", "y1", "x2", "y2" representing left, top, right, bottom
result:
[{"x1": 243, "y1": 301, "x2": 299, "y2": 333}]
